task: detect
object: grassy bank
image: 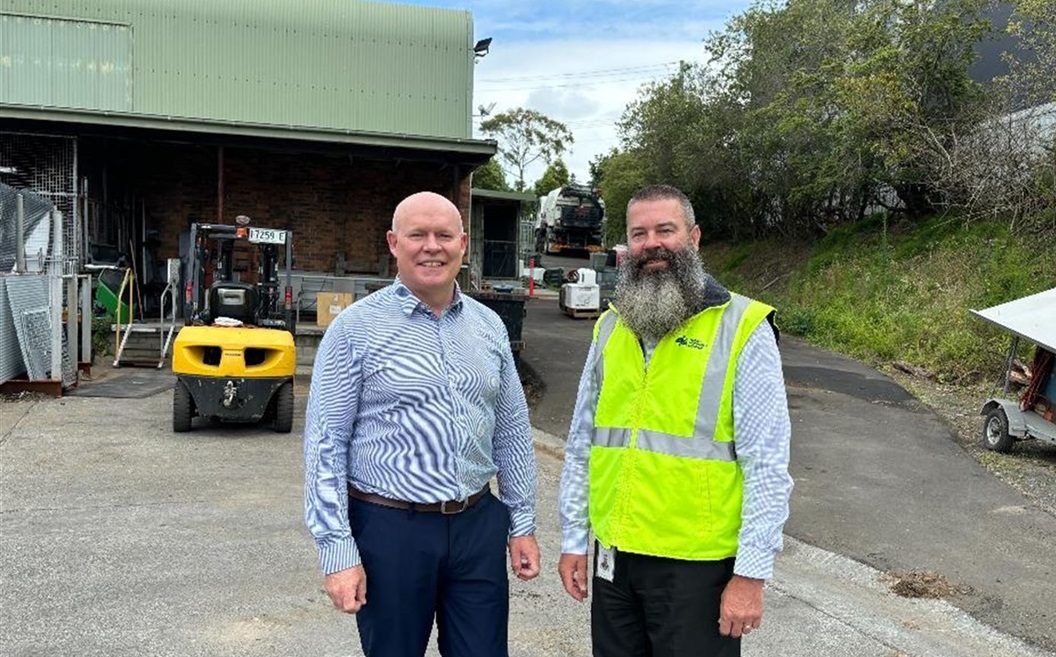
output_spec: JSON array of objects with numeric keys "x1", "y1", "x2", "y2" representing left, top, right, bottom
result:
[{"x1": 704, "y1": 215, "x2": 1056, "y2": 384}]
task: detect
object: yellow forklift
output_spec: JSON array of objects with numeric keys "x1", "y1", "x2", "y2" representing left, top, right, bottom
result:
[{"x1": 172, "y1": 216, "x2": 296, "y2": 432}]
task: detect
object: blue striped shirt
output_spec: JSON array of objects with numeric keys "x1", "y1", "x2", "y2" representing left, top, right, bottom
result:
[
  {"x1": 558, "y1": 320, "x2": 793, "y2": 579},
  {"x1": 304, "y1": 281, "x2": 537, "y2": 575}
]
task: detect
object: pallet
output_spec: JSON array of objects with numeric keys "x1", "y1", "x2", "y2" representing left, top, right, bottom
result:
[{"x1": 563, "y1": 306, "x2": 602, "y2": 320}]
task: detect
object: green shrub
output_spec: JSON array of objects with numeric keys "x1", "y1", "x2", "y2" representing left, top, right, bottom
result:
[
  {"x1": 91, "y1": 316, "x2": 112, "y2": 360},
  {"x1": 703, "y1": 215, "x2": 1056, "y2": 382}
]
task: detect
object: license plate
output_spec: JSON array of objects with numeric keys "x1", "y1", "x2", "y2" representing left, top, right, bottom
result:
[{"x1": 248, "y1": 227, "x2": 287, "y2": 245}]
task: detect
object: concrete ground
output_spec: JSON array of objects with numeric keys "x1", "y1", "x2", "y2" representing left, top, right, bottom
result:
[{"x1": 1, "y1": 375, "x2": 1052, "y2": 656}]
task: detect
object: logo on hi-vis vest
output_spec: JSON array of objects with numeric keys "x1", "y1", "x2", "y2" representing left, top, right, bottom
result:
[{"x1": 675, "y1": 335, "x2": 706, "y2": 350}]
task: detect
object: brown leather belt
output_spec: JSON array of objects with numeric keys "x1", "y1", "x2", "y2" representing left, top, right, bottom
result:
[{"x1": 348, "y1": 484, "x2": 489, "y2": 515}]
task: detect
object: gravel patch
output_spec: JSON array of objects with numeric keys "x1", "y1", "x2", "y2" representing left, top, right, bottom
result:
[{"x1": 883, "y1": 368, "x2": 1056, "y2": 517}]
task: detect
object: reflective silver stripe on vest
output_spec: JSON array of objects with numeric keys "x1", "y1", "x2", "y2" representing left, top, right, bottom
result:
[
  {"x1": 593, "y1": 311, "x2": 619, "y2": 385},
  {"x1": 593, "y1": 426, "x2": 631, "y2": 448},
  {"x1": 637, "y1": 429, "x2": 737, "y2": 461},
  {"x1": 693, "y1": 293, "x2": 752, "y2": 443},
  {"x1": 591, "y1": 298, "x2": 751, "y2": 461}
]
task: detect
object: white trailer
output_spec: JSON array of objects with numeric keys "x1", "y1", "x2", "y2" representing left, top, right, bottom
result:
[{"x1": 970, "y1": 287, "x2": 1056, "y2": 452}]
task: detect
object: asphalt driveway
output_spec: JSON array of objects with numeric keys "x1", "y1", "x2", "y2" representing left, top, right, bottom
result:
[{"x1": 520, "y1": 297, "x2": 1056, "y2": 651}]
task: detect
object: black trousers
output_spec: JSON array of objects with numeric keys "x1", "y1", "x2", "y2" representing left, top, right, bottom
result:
[{"x1": 591, "y1": 545, "x2": 740, "y2": 657}]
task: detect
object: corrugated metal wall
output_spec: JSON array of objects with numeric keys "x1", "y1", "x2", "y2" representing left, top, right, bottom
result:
[
  {"x1": 1, "y1": 274, "x2": 49, "y2": 382},
  {"x1": 0, "y1": 276, "x2": 26, "y2": 383},
  {"x1": 0, "y1": 13, "x2": 132, "y2": 112},
  {"x1": 1, "y1": 0, "x2": 475, "y2": 139}
]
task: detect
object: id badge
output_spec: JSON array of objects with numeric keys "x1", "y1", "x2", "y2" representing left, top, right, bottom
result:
[{"x1": 596, "y1": 544, "x2": 615, "y2": 582}]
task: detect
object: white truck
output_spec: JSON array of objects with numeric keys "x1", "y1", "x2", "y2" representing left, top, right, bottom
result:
[{"x1": 534, "y1": 183, "x2": 605, "y2": 255}]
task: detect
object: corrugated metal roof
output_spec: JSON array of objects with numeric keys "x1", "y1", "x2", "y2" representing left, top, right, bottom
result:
[
  {"x1": 970, "y1": 287, "x2": 1056, "y2": 352},
  {"x1": 471, "y1": 188, "x2": 537, "y2": 202},
  {"x1": 1, "y1": 0, "x2": 477, "y2": 141}
]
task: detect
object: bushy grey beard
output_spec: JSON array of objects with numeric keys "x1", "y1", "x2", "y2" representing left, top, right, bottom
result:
[{"x1": 616, "y1": 245, "x2": 711, "y2": 342}]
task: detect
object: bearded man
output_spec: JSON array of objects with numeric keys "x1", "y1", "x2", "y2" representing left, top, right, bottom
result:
[{"x1": 557, "y1": 184, "x2": 793, "y2": 657}]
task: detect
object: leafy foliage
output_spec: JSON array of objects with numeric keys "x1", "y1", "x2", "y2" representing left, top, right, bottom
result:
[
  {"x1": 591, "y1": 149, "x2": 647, "y2": 245},
  {"x1": 473, "y1": 158, "x2": 511, "y2": 192},
  {"x1": 596, "y1": 0, "x2": 1054, "y2": 240},
  {"x1": 1006, "y1": 0, "x2": 1056, "y2": 106},
  {"x1": 480, "y1": 108, "x2": 574, "y2": 192},
  {"x1": 706, "y1": 216, "x2": 1056, "y2": 383},
  {"x1": 533, "y1": 159, "x2": 570, "y2": 198}
]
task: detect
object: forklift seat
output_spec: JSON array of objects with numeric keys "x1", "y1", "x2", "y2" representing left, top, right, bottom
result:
[{"x1": 209, "y1": 281, "x2": 258, "y2": 325}]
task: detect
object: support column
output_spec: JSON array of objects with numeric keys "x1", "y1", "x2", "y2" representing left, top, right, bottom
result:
[
  {"x1": 49, "y1": 210, "x2": 64, "y2": 382},
  {"x1": 217, "y1": 145, "x2": 225, "y2": 223}
]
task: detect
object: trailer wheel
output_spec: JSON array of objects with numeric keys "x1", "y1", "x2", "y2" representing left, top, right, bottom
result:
[
  {"x1": 173, "y1": 382, "x2": 195, "y2": 433},
  {"x1": 982, "y1": 407, "x2": 1013, "y2": 452},
  {"x1": 272, "y1": 382, "x2": 294, "y2": 433}
]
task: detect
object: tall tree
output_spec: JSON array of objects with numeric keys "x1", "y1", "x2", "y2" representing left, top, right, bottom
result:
[
  {"x1": 533, "y1": 159, "x2": 570, "y2": 198},
  {"x1": 480, "y1": 108, "x2": 574, "y2": 192},
  {"x1": 613, "y1": 0, "x2": 997, "y2": 237},
  {"x1": 839, "y1": 0, "x2": 989, "y2": 215},
  {"x1": 472, "y1": 158, "x2": 511, "y2": 192}
]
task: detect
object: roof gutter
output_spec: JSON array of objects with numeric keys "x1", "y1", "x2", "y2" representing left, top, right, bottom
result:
[{"x1": 0, "y1": 104, "x2": 497, "y2": 157}]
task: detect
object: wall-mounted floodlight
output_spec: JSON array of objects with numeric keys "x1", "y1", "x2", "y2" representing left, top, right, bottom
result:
[{"x1": 474, "y1": 37, "x2": 492, "y2": 59}]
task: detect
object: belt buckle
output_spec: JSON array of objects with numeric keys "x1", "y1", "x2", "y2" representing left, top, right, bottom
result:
[{"x1": 440, "y1": 498, "x2": 468, "y2": 515}]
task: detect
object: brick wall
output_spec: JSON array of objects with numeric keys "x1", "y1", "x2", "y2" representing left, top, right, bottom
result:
[{"x1": 133, "y1": 142, "x2": 472, "y2": 274}]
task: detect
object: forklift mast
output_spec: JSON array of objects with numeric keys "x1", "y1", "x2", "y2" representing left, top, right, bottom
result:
[{"x1": 184, "y1": 221, "x2": 294, "y2": 332}]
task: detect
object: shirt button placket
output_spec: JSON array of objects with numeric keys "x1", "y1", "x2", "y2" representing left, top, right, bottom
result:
[{"x1": 439, "y1": 312, "x2": 467, "y2": 497}]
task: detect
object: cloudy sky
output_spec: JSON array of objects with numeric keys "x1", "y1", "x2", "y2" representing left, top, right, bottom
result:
[{"x1": 415, "y1": 0, "x2": 754, "y2": 186}]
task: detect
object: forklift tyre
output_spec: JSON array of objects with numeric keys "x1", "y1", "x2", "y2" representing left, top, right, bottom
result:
[
  {"x1": 173, "y1": 381, "x2": 195, "y2": 433},
  {"x1": 982, "y1": 407, "x2": 1013, "y2": 452},
  {"x1": 272, "y1": 382, "x2": 294, "y2": 433}
]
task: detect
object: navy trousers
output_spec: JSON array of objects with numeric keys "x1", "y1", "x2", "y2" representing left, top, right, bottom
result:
[{"x1": 349, "y1": 491, "x2": 510, "y2": 657}]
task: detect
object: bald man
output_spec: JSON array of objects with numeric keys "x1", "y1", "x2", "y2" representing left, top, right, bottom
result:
[{"x1": 304, "y1": 192, "x2": 540, "y2": 657}]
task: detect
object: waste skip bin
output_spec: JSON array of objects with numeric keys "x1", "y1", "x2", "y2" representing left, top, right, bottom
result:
[{"x1": 465, "y1": 289, "x2": 527, "y2": 358}]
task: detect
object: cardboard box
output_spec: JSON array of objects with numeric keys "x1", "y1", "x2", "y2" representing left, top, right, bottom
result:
[{"x1": 316, "y1": 292, "x2": 354, "y2": 327}]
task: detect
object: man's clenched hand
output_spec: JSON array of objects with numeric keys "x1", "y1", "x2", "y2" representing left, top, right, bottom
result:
[
  {"x1": 325, "y1": 565, "x2": 367, "y2": 614},
  {"x1": 718, "y1": 575, "x2": 764, "y2": 638},
  {"x1": 509, "y1": 535, "x2": 541, "y2": 581},
  {"x1": 558, "y1": 553, "x2": 589, "y2": 602}
]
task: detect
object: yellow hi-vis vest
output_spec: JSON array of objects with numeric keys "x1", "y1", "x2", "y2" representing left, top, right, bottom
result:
[{"x1": 590, "y1": 293, "x2": 775, "y2": 560}]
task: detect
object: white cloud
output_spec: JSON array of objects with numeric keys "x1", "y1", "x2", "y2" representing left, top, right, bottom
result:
[
  {"x1": 473, "y1": 37, "x2": 712, "y2": 185},
  {"x1": 523, "y1": 88, "x2": 600, "y2": 121}
]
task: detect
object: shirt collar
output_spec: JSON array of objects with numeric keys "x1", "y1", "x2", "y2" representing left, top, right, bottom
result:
[{"x1": 392, "y1": 277, "x2": 464, "y2": 317}]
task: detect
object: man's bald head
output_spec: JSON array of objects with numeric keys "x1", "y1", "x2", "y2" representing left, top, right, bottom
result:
[
  {"x1": 391, "y1": 192, "x2": 463, "y2": 233},
  {"x1": 386, "y1": 190, "x2": 468, "y2": 312}
]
